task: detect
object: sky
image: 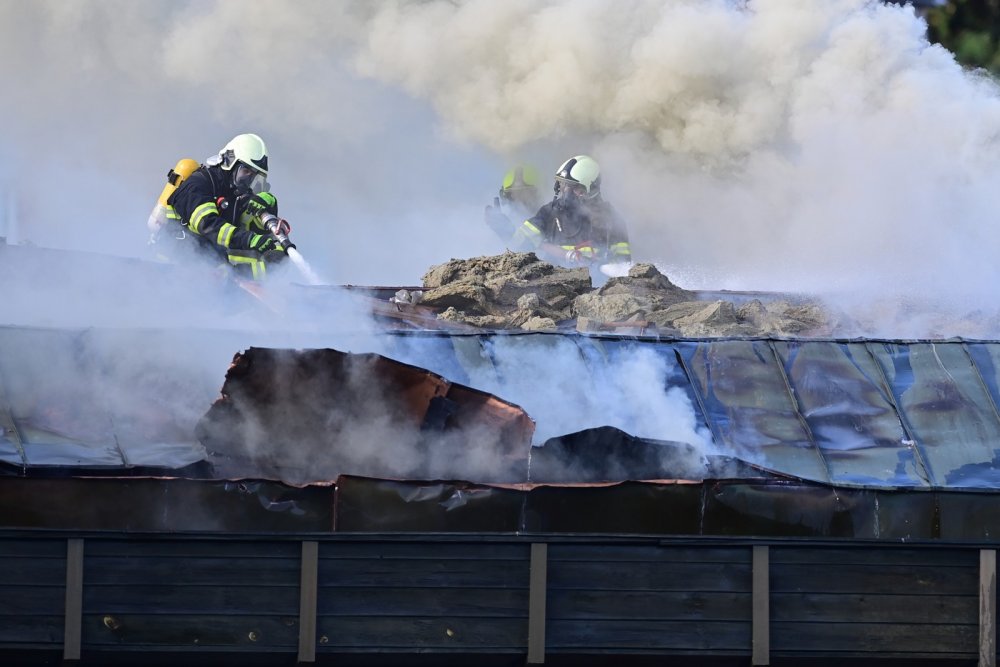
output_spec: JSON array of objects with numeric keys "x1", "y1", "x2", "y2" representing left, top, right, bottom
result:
[{"x1": 3, "y1": 0, "x2": 1000, "y2": 477}]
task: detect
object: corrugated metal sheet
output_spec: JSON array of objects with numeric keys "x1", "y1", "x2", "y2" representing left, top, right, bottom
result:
[
  {"x1": 4, "y1": 324, "x2": 1000, "y2": 491},
  {"x1": 374, "y1": 334, "x2": 1000, "y2": 490}
]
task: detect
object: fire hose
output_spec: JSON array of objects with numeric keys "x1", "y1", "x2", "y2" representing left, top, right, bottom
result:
[{"x1": 261, "y1": 213, "x2": 294, "y2": 251}]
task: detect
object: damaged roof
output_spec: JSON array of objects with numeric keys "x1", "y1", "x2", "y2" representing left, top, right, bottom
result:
[{"x1": 4, "y1": 323, "x2": 1000, "y2": 492}]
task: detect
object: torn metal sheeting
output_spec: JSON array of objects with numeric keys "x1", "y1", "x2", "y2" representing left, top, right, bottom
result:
[
  {"x1": 196, "y1": 347, "x2": 535, "y2": 485},
  {"x1": 0, "y1": 477, "x2": 333, "y2": 532},
  {"x1": 333, "y1": 475, "x2": 1000, "y2": 540},
  {"x1": 5, "y1": 323, "x2": 1000, "y2": 492}
]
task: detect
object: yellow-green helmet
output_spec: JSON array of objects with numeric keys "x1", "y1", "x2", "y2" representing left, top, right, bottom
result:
[{"x1": 500, "y1": 164, "x2": 540, "y2": 210}]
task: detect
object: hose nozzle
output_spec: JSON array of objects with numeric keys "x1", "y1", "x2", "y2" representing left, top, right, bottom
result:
[{"x1": 261, "y1": 213, "x2": 293, "y2": 250}]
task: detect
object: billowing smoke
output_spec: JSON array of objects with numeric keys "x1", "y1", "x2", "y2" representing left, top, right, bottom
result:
[
  {"x1": 2, "y1": 1, "x2": 999, "y2": 484},
  {"x1": 351, "y1": 0, "x2": 1000, "y2": 332},
  {"x1": 7, "y1": 0, "x2": 1000, "y2": 307}
]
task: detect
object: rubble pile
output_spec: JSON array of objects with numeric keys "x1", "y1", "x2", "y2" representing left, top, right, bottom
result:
[{"x1": 416, "y1": 251, "x2": 830, "y2": 336}]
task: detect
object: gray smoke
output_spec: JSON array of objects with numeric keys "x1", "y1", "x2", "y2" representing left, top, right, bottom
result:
[{"x1": 3, "y1": 0, "x2": 1000, "y2": 485}]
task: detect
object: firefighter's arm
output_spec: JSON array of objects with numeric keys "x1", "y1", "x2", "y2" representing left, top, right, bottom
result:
[{"x1": 599, "y1": 204, "x2": 632, "y2": 262}]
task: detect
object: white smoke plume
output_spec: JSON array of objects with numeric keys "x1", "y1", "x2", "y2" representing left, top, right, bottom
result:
[
  {"x1": 3, "y1": 0, "x2": 1000, "y2": 484},
  {"x1": 6, "y1": 0, "x2": 999, "y2": 308}
]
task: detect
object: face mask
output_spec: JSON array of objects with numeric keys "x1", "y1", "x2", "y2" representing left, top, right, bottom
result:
[{"x1": 234, "y1": 163, "x2": 268, "y2": 194}]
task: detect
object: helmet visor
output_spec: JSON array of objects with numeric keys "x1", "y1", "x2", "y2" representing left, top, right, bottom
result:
[
  {"x1": 234, "y1": 163, "x2": 269, "y2": 194},
  {"x1": 555, "y1": 177, "x2": 587, "y2": 200}
]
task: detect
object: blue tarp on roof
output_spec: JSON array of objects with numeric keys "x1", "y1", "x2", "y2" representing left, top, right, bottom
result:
[{"x1": 3, "y1": 323, "x2": 1000, "y2": 490}]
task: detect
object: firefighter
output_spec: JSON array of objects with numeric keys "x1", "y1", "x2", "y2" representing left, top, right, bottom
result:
[
  {"x1": 161, "y1": 133, "x2": 293, "y2": 281},
  {"x1": 484, "y1": 164, "x2": 544, "y2": 249},
  {"x1": 512, "y1": 155, "x2": 632, "y2": 267}
]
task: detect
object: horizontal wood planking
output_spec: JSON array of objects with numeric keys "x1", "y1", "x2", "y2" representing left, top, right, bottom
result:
[
  {"x1": 0, "y1": 615, "x2": 65, "y2": 645},
  {"x1": 546, "y1": 619, "x2": 751, "y2": 652},
  {"x1": 770, "y1": 621, "x2": 977, "y2": 654},
  {"x1": 317, "y1": 557, "x2": 529, "y2": 588},
  {"x1": 83, "y1": 555, "x2": 301, "y2": 586},
  {"x1": 80, "y1": 613, "x2": 300, "y2": 649},
  {"x1": 313, "y1": 617, "x2": 527, "y2": 651},
  {"x1": 769, "y1": 546, "x2": 979, "y2": 658},
  {"x1": 770, "y1": 546, "x2": 979, "y2": 567},
  {"x1": 771, "y1": 592, "x2": 976, "y2": 624},
  {"x1": 317, "y1": 541, "x2": 529, "y2": 560},
  {"x1": 547, "y1": 544, "x2": 751, "y2": 563},
  {"x1": 82, "y1": 539, "x2": 303, "y2": 559},
  {"x1": 317, "y1": 587, "x2": 528, "y2": 616},
  {"x1": 548, "y1": 560, "x2": 752, "y2": 592},
  {"x1": 770, "y1": 562, "x2": 978, "y2": 595},
  {"x1": 0, "y1": 539, "x2": 67, "y2": 648},
  {"x1": 313, "y1": 542, "x2": 530, "y2": 653},
  {"x1": 79, "y1": 539, "x2": 303, "y2": 652},
  {"x1": 83, "y1": 584, "x2": 300, "y2": 615},
  {"x1": 548, "y1": 590, "x2": 751, "y2": 622}
]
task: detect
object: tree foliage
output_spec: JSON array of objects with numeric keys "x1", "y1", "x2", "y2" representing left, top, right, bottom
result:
[{"x1": 925, "y1": 0, "x2": 1000, "y2": 73}]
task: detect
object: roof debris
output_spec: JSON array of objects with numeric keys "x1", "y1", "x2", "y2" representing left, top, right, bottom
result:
[{"x1": 416, "y1": 251, "x2": 830, "y2": 335}]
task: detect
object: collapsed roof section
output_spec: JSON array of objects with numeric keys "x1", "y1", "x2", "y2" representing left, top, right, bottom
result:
[{"x1": 4, "y1": 324, "x2": 1000, "y2": 493}]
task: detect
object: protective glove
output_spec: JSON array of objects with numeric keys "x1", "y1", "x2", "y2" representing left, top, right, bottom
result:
[
  {"x1": 262, "y1": 247, "x2": 288, "y2": 265},
  {"x1": 485, "y1": 198, "x2": 513, "y2": 237},
  {"x1": 244, "y1": 192, "x2": 278, "y2": 217},
  {"x1": 248, "y1": 233, "x2": 283, "y2": 254}
]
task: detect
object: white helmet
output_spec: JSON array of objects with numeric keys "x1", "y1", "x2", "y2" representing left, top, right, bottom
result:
[
  {"x1": 220, "y1": 133, "x2": 268, "y2": 174},
  {"x1": 554, "y1": 155, "x2": 600, "y2": 200},
  {"x1": 218, "y1": 133, "x2": 269, "y2": 194}
]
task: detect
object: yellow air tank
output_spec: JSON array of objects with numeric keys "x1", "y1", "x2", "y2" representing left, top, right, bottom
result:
[{"x1": 148, "y1": 158, "x2": 198, "y2": 234}]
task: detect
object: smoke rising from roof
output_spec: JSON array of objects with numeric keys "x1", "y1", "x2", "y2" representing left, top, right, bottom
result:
[
  {"x1": 3, "y1": 0, "x2": 1000, "y2": 483},
  {"x1": 4, "y1": 1, "x2": 998, "y2": 306}
]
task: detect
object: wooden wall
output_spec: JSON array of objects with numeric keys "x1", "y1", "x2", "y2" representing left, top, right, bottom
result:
[{"x1": 0, "y1": 533, "x2": 995, "y2": 666}]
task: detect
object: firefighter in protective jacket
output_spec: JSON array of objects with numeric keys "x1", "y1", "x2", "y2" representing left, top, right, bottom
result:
[
  {"x1": 512, "y1": 155, "x2": 631, "y2": 268},
  {"x1": 164, "y1": 133, "x2": 293, "y2": 281}
]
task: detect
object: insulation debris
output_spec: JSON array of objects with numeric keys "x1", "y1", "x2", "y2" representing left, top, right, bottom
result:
[
  {"x1": 196, "y1": 347, "x2": 535, "y2": 485},
  {"x1": 416, "y1": 251, "x2": 830, "y2": 335}
]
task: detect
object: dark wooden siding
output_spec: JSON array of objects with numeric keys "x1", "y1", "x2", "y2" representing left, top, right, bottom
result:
[
  {"x1": 81, "y1": 539, "x2": 302, "y2": 652},
  {"x1": 0, "y1": 533, "x2": 994, "y2": 664},
  {"x1": 315, "y1": 541, "x2": 530, "y2": 653},
  {"x1": 770, "y1": 546, "x2": 981, "y2": 661},
  {"x1": 0, "y1": 538, "x2": 66, "y2": 648},
  {"x1": 546, "y1": 544, "x2": 752, "y2": 655}
]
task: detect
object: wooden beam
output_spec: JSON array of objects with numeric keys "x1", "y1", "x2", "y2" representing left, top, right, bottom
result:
[
  {"x1": 752, "y1": 545, "x2": 770, "y2": 666},
  {"x1": 527, "y1": 543, "x2": 548, "y2": 664},
  {"x1": 298, "y1": 541, "x2": 319, "y2": 663},
  {"x1": 981, "y1": 549, "x2": 996, "y2": 667},
  {"x1": 63, "y1": 538, "x2": 84, "y2": 661}
]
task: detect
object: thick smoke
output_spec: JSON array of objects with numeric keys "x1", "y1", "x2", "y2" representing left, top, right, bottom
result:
[
  {"x1": 352, "y1": 0, "x2": 1000, "y2": 327},
  {"x1": 5, "y1": 1, "x2": 999, "y2": 308},
  {"x1": 3, "y1": 1, "x2": 1000, "y2": 484}
]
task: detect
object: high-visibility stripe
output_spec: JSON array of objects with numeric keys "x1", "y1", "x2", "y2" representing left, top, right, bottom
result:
[
  {"x1": 609, "y1": 242, "x2": 631, "y2": 257},
  {"x1": 165, "y1": 206, "x2": 181, "y2": 221},
  {"x1": 519, "y1": 221, "x2": 542, "y2": 238},
  {"x1": 189, "y1": 201, "x2": 219, "y2": 234},
  {"x1": 513, "y1": 220, "x2": 543, "y2": 248},
  {"x1": 217, "y1": 223, "x2": 236, "y2": 248},
  {"x1": 229, "y1": 254, "x2": 266, "y2": 280},
  {"x1": 560, "y1": 244, "x2": 596, "y2": 258}
]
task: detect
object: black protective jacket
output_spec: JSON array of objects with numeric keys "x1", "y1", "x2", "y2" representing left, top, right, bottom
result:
[
  {"x1": 167, "y1": 164, "x2": 258, "y2": 260},
  {"x1": 514, "y1": 197, "x2": 632, "y2": 262}
]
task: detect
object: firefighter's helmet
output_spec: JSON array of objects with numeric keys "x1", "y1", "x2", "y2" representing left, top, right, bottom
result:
[
  {"x1": 218, "y1": 134, "x2": 269, "y2": 194},
  {"x1": 554, "y1": 155, "x2": 600, "y2": 200},
  {"x1": 500, "y1": 164, "x2": 541, "y2": 211}
]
